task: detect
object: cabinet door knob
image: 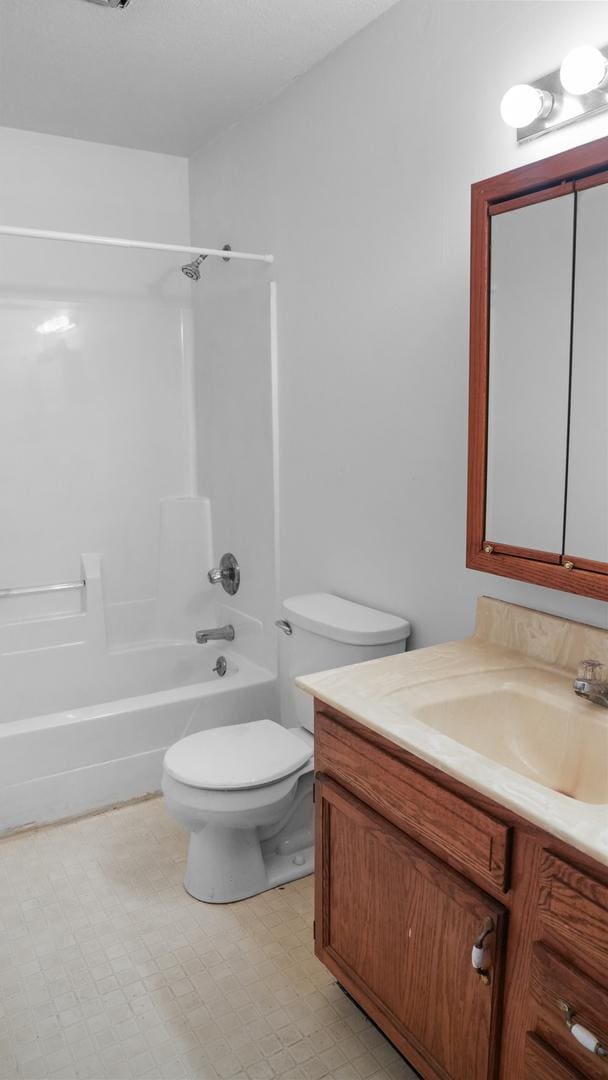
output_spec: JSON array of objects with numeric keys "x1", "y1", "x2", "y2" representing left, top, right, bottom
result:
[
  {"x1": 559, "y1": 1001, "x2": 608, "y2": 1057},
  {"x1": 471, "y1": 916, "x2": 495, "y2": 984}
]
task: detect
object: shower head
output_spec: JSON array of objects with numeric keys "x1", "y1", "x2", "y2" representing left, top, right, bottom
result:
[{"x1": 181, "y1": 254, "x2": 208, "y2": 281}]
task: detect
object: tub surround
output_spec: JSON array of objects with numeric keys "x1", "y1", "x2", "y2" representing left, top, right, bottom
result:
[
  {"x1": 0, "y1": 651, "x2": 276, "y2": 834},
  {"x1": 297, "y1": 596, "x2": 608, "y2": 864},
  {"x1": 0, "y1": 484, "x2": 281, "y2": 834}
]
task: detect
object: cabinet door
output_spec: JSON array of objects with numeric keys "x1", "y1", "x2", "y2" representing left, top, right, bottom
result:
[
  {"x1": 486, "y1": 190, "x2": 574, "y2": 557},
  {"x1": 315, "y1": 775, "x2": 507, "y2": 1080},
  {"x1": 564, "y1": 177, "x2": 608, "y2": 571}
]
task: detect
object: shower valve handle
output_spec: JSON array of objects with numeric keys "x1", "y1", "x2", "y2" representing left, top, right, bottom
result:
[{"x1": 207, "y1": 553, "x2": 240, "y2": 596}]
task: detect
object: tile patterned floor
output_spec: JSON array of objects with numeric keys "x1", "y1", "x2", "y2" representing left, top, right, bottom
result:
[{"x1": 0, "y1": 798, "x2": 418, "y2": 1080}]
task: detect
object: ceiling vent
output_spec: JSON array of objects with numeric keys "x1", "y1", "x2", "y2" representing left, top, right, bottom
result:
[{"x1": 83, "y1": 0, "x2": 131, "y2": 8}]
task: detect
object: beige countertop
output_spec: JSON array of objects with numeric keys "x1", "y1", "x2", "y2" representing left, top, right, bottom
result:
[{"x1": 297, "y1": 597, "x2": 608, "y2": 866}]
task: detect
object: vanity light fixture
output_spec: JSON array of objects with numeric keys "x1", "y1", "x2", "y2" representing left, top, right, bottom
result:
[{"x1": 501, "y1": 42, "x2": 608, "y2": 143}]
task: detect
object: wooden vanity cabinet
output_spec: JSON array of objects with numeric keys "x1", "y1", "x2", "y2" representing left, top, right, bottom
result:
[
  {"x1": 316, "y1": 775, "x2": 506, "y2": 1080},
  {"x1": 313, "y1": 703, "x2": 608, "y2": 1080}
]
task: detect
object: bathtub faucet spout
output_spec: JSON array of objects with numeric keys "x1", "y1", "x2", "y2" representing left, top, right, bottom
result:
[{"x1": 195, "y1": 624, "x2": 235, "y2": 644}]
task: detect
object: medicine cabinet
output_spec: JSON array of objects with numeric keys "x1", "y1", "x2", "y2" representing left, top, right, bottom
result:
[{"x1": 468, "y1": 136, "x2": 608, "y2": 600}]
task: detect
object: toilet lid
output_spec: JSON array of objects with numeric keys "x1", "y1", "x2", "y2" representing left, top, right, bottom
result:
[{"x1": 164, "y1": 719, "x2": 312, "y2": 790}]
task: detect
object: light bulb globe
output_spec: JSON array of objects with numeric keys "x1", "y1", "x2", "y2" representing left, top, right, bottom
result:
[
  {"x1": 500, "y1": 84, "x2": 550, "y2": 129},
  {"x1": 560, "y1": 45, "x2": 608, "y2": 96}
]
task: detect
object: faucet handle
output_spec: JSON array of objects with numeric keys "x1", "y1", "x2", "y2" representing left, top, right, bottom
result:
[{"x1": 578, "y1": 659, "x2": 607, "y2": 682}]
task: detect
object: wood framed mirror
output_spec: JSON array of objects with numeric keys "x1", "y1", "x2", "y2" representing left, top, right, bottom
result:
[{"x1": 467, "y1": 135, "x2": 608, "y2": 601}]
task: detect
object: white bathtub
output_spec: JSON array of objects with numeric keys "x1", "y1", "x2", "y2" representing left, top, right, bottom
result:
[{"x1": 0, "y1": 642, "x2": 277, "y2": 834}]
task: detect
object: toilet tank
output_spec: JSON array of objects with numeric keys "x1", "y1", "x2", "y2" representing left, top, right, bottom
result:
[{"x1": 278, "y1": 593, "x2": 410, "y2": 733}]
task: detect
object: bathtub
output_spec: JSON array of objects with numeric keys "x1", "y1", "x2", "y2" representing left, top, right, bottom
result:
[{"x1": 0, "y1": 641, "x2": 277, "y2": 834}]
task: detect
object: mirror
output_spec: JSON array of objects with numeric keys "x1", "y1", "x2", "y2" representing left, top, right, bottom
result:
[
  {"x1": 486, "y1": 193, "x2": 573, "y2": 555},
  {"x1": 564, "y1": 181, "x2": 608, "y2": 567},
  {"x1": 467, "y1": 136, "x2": 608, "y2": 601}
]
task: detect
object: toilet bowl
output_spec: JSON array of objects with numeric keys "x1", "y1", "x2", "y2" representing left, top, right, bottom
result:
[
  {"x1": 163, "y1": 593, "x2": 410, "y2": 903},
  {"x1": 162, "y1": 720, "x2": 314, "y2": 902}
]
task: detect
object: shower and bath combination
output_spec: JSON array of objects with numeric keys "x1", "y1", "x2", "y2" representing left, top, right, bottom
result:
[{"x1": 0, "y1": 220, "x2": 274, "y2": 836}]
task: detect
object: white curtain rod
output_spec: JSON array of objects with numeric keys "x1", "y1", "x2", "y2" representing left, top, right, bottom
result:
[{"x1": 0, "y1": 225, "x2": 274, "y2": 264}]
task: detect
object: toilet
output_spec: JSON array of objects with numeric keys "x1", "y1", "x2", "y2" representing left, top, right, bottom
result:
[{"x1": 162, "y1": 593, "x2": 410, "y2": 903}]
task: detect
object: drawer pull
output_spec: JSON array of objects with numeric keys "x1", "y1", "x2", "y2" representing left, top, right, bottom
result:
[
  {"x1": 471, "y1": 916, "x2": 495, "y2": 984},
  {"x1": 559, "y1": 1001, "x2": 608, "y2": 1058}
]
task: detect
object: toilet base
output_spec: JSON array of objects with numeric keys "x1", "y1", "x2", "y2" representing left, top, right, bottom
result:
[
  {"x1": 264, "y1": 843, "x2": 314, "y2": 892},
  {"x1": 184, "y1": 823, "x2": 313, "y2": 903}
]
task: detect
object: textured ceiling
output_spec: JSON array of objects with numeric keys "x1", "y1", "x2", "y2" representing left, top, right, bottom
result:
[{"x1": 0, "y1": 0, "x2": 400, "y2": 156}]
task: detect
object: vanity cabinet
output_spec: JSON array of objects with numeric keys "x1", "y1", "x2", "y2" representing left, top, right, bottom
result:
[
  {"x1": 316, "y1": 776, "x2": 506, "y2": 1079},
  {"x1": 313, "y1": 703, "x2": 608, "y2": 1080}
]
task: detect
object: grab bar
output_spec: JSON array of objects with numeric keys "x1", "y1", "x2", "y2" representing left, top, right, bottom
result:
[{"x1": 0, "y1": 579, "x2": 86, "y2": 599}]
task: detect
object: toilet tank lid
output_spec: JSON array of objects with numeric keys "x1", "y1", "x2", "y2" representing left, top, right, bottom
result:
[{"x1": 282, "y1": 593, "x2": 411, "y2": 646}]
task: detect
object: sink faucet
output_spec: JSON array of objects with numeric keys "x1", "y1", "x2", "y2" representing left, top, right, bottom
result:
[
  {"x1": 195, "y1": 624, "x2": 235, "y2": 645},
  {"x1": 573, "y1": 659, "x2": 608, "y2": 708}
]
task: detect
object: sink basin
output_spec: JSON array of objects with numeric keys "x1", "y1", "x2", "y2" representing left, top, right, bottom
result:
[{"x1": 413, "y1": 681, "x2": 608, "y2": 805}]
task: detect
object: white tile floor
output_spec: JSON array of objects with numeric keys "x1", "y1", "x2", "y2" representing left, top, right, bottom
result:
[{"x1": 0, "y1": 798, "x2": 418, "y2": 1080}]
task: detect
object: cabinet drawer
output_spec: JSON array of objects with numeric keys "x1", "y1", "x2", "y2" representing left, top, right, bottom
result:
[
  {"x1": 524, "y1": 1034, "x2": 587, "y2": 1079},
  {"x1": 528, "y1": 943, "x2": 608, "y2": 1080},
  {"x1": 538, "y1": 852, "x2": 608, "y2": 987},
  {"x1": 315, "y1": 710, "x2": 511, "y2": 891}
]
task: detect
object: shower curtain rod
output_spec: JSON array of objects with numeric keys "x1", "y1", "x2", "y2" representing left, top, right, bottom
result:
[{"x1": 0, "y1": 225, "x2": 274, "y2": 264}]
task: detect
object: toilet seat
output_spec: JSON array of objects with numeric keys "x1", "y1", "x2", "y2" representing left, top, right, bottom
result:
[{"x1": 163, "y1": 719, "x2": 311, "y2": 790}]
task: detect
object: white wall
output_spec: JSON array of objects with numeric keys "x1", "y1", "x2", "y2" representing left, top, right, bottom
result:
[
  {"x1": 0, "y1": 126, "x2": 189, "y2": 241},
  {"x1": 189, "y1": 0, "x2": 608, "y2": 648},
  {"x1": 0, "y1": 128, "x2": 195, "y2": 630}
]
